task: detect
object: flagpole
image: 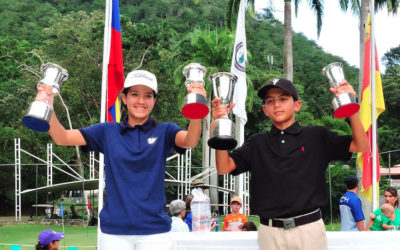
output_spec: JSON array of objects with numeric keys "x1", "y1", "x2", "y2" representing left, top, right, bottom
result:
[
  {"x1": 231, "y1": 0, "x2": 248, "y2": 214},
  {"x1": 98, "y1": 0, "x2": 112, "y2": 247},
  {"x1": 370, "y1": 0, "x2": 378, "y2": 210}
]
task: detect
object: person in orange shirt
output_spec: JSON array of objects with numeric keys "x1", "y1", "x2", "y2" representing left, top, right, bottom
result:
[{"x1": 223, "y1": 196, "x2": 248, "y2": 231}]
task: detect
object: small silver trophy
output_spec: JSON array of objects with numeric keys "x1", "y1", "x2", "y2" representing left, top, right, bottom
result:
[
  {"x1": 322, "y1": 62, "x2": 359, "y2": 118},
  {"x1": 22, "y1": 63, "x2": 69, "y2": 132},
  {"x1": 208, "y1": 72, "x2": 237, "y2": 150},
  {"x1": 182, "y1": 63, "x2": 209, "y2": 119}
]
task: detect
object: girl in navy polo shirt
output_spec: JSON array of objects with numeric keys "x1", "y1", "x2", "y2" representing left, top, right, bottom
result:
[{"x1": 35, "y1": 70, "x2": 206, "y2": 249}]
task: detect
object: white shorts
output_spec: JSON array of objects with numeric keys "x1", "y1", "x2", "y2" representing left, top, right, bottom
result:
[{"x1": 99, "y1": 231, "x2": 173, "y2": 250}]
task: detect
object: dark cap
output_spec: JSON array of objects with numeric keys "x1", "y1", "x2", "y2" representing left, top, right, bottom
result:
[
  {"x1": 344, "y1": 175, "x2": 359, "y2": 189},
  {"x1": 257, "y1": 78, "x2": 299, "y2": 101}
]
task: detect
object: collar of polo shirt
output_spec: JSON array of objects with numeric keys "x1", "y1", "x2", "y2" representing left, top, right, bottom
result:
[
  {"x1": 119, "y1": 117, "x2": 155, "y2": 133},
  {"x1": 269, "y1": 121, "x2": 302, "y2": 136}
]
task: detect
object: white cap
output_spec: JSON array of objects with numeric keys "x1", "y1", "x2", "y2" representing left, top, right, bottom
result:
[{"x1": 124, "y1": 70, "x2": 158, "y2": 94}]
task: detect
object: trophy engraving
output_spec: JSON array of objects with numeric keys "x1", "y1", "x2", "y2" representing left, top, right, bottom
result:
[
  {"x1": 22, "y1": 63, "x2": 69, "y2": 132},
  {"x1": 322, "y1": 62, "x2": 359, "y2": 118},
  {"x1": 208, "y1": 72, "x2": 237, "y2": 150}
]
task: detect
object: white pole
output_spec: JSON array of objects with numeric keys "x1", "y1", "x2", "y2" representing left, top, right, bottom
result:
[
  {"x1": 98, "y1": 0, "x2": 111, "y2": 247},
  {"x1": 370, "y1": 0, "x2": 378, "y2": 210},
  {"x1": 236, "y1": 116, "x2": 244, "y2": 213}
]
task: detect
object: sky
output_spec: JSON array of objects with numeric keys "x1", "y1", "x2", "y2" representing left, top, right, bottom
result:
[{"x1": 255, "y1": 0, "x2": 400, "y2": 72}]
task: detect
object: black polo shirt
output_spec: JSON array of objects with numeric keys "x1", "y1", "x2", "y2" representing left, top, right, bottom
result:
[{"x1": 229, "y1": 121, "x2": 352, "y2": 218}]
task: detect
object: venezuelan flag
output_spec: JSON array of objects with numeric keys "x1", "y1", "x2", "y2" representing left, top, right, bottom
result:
[{"x1": 107, "y1": 0, "x2": 124, "y2": 122}]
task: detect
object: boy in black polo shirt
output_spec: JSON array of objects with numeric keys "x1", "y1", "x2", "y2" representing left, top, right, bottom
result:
[{"x1": 211, "y1": 78, "x2": 368, "y2": 250}]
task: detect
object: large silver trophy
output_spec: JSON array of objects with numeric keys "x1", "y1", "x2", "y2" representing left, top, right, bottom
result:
[
  {"x1": 181, "y1": 63, "x2": 209, "y2": 119},
  {"x1": 22, "y1": 63, "x2": 69, "y2": 132},
  {"x1": 208, "y1": 72, "x2": 237, "y2": 150},
  {"x1": 322, "y1": 62, "x2": 359, "y2": 118}
]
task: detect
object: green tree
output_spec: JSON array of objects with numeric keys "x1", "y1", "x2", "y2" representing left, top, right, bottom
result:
[{"x1": 0, "y1": 0, "x2": 59, "y2": 46}]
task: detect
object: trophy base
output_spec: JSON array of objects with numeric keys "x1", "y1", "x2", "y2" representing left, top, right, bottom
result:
[
  {"x1": 182, "y1": 93, "x2": 209, "y2": 119},
  {"x1": 334, "y1": 103, "x2": 360, "y2": 118},
  {"x1": 208, "y1": 118, "x2": 236, "y2": 150},
  {"x1": 22, "y1": 116, "x2": 50, "y2": 132},
  {"x1": 22, "y1": 101, "x2": 52, "y2": 132},
  {"x1": 208, "y1": 136, "x2": 237, "y2": 150},
  {"x1": 332, "y1": 94, "x2": 359, "y2": 118}
]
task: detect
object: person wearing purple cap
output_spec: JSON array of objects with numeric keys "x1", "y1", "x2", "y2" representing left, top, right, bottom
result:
[
  {"x1": 211, "y1": 78, "x2": 368, "y2": 250},
  {"x1": 35, "y1": 230, "x2": 64, "y2": 250}
]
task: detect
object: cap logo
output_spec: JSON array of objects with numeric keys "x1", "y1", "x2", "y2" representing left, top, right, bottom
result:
[
  {"x1": 133, "y1": 72, "x2": 154, "y2": 82},
  {"x1": 272, "y1": 78, "x2": 279, "y2": 85}
]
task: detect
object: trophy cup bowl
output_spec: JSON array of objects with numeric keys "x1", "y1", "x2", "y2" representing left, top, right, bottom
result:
[
  {"x1": 322, "y1": 62, "x2": 359, "y2": 118},
  {"x1": 208, "y1": 72, "x2": 237, "y2": 150},
  {"x1": 181, "y1": 63, "x2": 209, "y2": 119},
  {"x1": 22, "y1": 63, "x2": 69, "y2": 132}
]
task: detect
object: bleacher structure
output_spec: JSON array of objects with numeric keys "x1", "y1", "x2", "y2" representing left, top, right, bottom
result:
[{"x1": 14, "y1": 138, "x2": 250, "y2": 221}]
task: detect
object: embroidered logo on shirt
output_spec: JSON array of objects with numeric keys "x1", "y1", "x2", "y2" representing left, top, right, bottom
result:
[{"x1": 148, "y1": 137, "x2": 157, "y2": 144}]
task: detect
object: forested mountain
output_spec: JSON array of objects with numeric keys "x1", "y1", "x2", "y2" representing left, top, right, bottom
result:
[{"x1": 1, "y1": 0, "x2": 399, "y2": 218}]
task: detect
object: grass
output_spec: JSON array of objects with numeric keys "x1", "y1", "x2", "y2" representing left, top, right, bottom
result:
[
  {"x1": 0, "y1": 224, "x2": 97, "y2": 249},
  {"x1": 325, "y1": 222, "x2": 341, "y2": 231},
  {"x1": 0, "y1": 216, "x2": 340, "y2": 249}
]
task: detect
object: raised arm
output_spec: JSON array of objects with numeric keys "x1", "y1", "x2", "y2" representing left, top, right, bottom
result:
[
  {"x1": 348, "y1": 113, "x2": 368, "y2": 153},
  {"x1": 37, "y1": 85, "x2": 86, "y2": 146},
  {"x1": 330, "y1": 81, "x2": 368, "y2": 153},
  {"x1": 175, "y1": 82, "x2": 206, "y2": 148},
  {"x1": 215, "y1": 150, "x2": 236, "y2": 174}
]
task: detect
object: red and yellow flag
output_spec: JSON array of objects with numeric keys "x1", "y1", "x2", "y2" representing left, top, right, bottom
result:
[{"x1": 357, "y1": 14, "x2": 386, "y2": 202}]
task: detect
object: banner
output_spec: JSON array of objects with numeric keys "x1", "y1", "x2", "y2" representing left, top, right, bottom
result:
[
  {"x1": 231, "y1": 0, "x2": 247, "y2": 126},
  {"x1": 107, "y1": 0, "x2": 124, "y2": 122},
  {"x1": 357, "y1": 14, "x2": 386, "y2": 202}
]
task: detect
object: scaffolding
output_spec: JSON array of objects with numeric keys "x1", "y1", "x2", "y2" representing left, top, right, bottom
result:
[{"x1": 14, "y1": 137, "x2": 250, "y2": 221}]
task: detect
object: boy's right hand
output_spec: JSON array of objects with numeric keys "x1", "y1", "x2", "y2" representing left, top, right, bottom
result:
[
  {"x1": 211, "y1": 98, "x2": 235, "y2": 120},
  {"x1": 35, "y1": 84, "x2": 54, "y2": 108}
]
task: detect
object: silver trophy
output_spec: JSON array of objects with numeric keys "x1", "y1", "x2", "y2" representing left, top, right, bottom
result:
[
  {"x1": 322, "y1": 62, "x2": 359, "y2": 118},
  {"x1": 22, "y1": 63, "x2": 69, "y2": 132},
  {"x1": 182, "y1": 63, "x2": 209, "y2": 119},
  {"x1": 208, "y1": 72, "x2": 237, "y2": 150}
]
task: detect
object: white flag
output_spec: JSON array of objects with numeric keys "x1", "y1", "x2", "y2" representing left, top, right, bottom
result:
[{"x1": 231, "y1": 0, "x2": 247, "y2": 126}]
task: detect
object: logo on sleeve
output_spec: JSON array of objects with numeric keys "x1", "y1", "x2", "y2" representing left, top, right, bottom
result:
[{"x1": 148, "y1": 137, "x2": 157, "y2": 145}]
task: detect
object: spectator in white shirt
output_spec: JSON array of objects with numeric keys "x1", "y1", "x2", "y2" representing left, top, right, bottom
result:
[{"x1": 170, "y1": 199, "x2": 189, "y2": 232}]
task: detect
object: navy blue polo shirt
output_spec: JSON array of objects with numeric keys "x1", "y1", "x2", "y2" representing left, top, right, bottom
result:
[
  {"x1": 229, "y1": 121, "x2": 352, "y2": 218},
  {"x1": 79, "y1": 118, "x2": 184, "y2": 235}
]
